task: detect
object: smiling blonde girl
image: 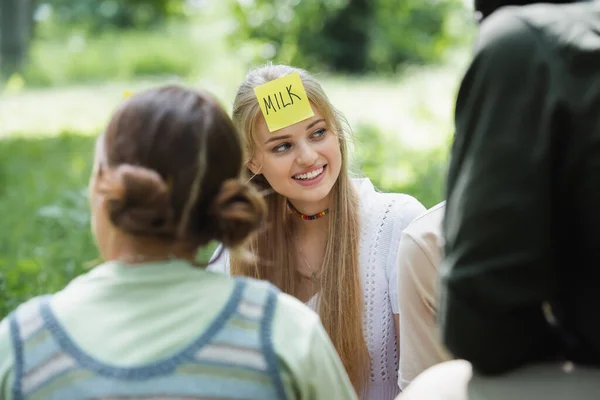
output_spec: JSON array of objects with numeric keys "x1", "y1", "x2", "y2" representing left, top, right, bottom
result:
[{"x1": 209, "y1": 65, "x2": 426, "y2": 399}]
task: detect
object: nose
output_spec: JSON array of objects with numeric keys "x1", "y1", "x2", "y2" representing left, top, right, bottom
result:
[{"x1": 296, "y1": 141, "x2": 318, "y2": 167}]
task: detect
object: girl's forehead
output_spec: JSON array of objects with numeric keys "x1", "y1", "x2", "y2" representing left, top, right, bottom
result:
[{"x1": 253, "y1": 104, "x2": 326, "y2": 144}]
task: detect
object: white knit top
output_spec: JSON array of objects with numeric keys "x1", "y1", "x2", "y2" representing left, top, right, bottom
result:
[{"x1": 208, "y1": 178, "x2": 426, "y2": 400}]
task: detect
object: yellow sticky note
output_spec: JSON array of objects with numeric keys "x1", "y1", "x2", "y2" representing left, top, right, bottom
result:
[{"x1": 253, "y1": 71, "x2": 314, "y2": 132}]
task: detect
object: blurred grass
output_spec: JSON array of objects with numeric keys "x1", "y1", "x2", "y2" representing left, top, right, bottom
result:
[
  {"x1": 0, "y1": 134, "x2": 96, "y2": 316},
  {"x1": 0, "y1": 133, "x2": 219, "y2": 317}
]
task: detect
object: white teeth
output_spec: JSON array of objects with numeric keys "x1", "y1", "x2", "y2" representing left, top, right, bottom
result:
[{"x1": 294, "y1": 167, "x2": 324, "y2": 180}]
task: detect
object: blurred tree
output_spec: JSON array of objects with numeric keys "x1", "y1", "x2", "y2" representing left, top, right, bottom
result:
[
  {"x1": 230, "y1": 0, "x2": 468, "y2": 74},
  {"x1": 229, "y1": 0, "x2": 348, "y2": 71},
  {"x1": 369, "y1": 0, "x2": 460, "y2": 72},
  {"x1": 319, "y1": 0, "x2": 371, "y2": 73},
  {"x1": 0, "y1": 0, "x2": 35, "y2": 76},
  {"x1": 2, "y1": 0, "x2": 185, "y2": 77}
]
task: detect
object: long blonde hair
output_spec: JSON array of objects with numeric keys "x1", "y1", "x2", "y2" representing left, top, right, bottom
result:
[{"x1": 229, "y1": 64, "x2": 369, "y2": 391}]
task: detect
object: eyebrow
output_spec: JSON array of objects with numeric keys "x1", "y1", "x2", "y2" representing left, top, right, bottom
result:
[
  {"x1": 263, "y1": 118, "x2": 326, "y2": 145},
  {"x1": 306, "y1": 118, "x2": 326, "y2": 130},
  {"x1": 264, "y1": 134, "x2": 291, "y2": 145}
]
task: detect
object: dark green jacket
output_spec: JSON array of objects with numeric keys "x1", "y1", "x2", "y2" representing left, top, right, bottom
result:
[{"x1": 440, "y1": 1, "x2": 600, "y2": 375}]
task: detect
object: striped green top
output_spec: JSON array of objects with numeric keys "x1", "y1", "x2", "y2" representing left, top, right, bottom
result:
[{"x1": 0, "y1": 260, "x2": 357, "y2": 400}]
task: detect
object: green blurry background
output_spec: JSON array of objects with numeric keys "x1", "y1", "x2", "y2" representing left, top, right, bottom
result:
[{"x1": 0, "y1": 0, "x2": 476, "y2": 317}]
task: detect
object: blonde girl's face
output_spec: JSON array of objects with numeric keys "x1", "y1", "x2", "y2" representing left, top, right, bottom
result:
[{"x1": 249, "y1": 103, "x2": 342, "y2": 211}]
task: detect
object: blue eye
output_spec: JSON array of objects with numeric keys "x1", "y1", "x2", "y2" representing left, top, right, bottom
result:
[
  {"x1": 273, "y1": 143, "x2": 291, "y2": 153},
  {"x1": 312, "y1": 128, "x2": 326, "y2": 138}
]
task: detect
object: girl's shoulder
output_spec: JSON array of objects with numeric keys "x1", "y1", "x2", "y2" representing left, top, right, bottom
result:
[{"x1": 353, "y1": 178, "x2": 426, "y2": 230}]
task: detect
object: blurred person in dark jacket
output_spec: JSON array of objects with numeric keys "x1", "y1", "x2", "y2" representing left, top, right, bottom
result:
[
  {"x1": 399, "y1": 2, "x2": 600, "y2": 397},
  {"x1": 440, "y1": 0, "x2": 600, "y2": 377}
]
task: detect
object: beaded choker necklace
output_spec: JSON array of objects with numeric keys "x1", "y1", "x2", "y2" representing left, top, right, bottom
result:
[{"x1": 287, "y1": 200, "x2": 329, "y2": 221}]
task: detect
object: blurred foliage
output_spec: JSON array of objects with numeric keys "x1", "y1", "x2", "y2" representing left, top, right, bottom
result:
[
  {"x1": 3, "y1": 0, "x2": 476, "y2": 87},
  {"x1": 351, "y1": 124, "x2": 448, "y2": 208},
  {"x1": 21, "y1": 23, "x2": 200, "y2": 86},
  {"x1": 369, "y1": 0, "x2": 466, "y2": 73},
  {"x1": 44, "y1": 0, "x2": 186, "y2": 31},
  {"x1": 0, "y1": 125, "x2": 448, "y2": 318},
  {"x1": 0, "y1": 0, "x2": 188, "y2": 78},
  {"x1": 0, "y1": 134, "x2": 97, "y2": 317},
  {"x1": 229, "y1": 0, "x2": 472, "y2": 74}
]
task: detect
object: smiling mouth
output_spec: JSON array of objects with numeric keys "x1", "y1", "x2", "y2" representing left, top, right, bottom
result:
[{"x1": 293, "y1": 165, "x2": 326, "y2": 181}]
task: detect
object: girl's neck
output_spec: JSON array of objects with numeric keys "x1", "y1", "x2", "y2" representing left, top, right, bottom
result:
[
  {"x1": 287, "y1": 192, "x2": 331, "y2": 220},
  {"x1": 293, "y1": 212, "x2": 330, "y2": 235},
  {"x1": 101, "y1": 232, "x2": 197, "y2": 265},
  {"x1": 287, "y1": 201, "x2": 330, "y2": 234},
  {"x1": 288, "y1": 193, "x2": 330, "y2": 215}
]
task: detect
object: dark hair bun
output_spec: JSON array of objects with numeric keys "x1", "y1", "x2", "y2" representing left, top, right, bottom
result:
[
  {"x1": 100, "y1": 164, "x2": 175, "y2": 236},
  {"x1": 211, "y1": 179, "x2": 267, "y2": 248}
]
